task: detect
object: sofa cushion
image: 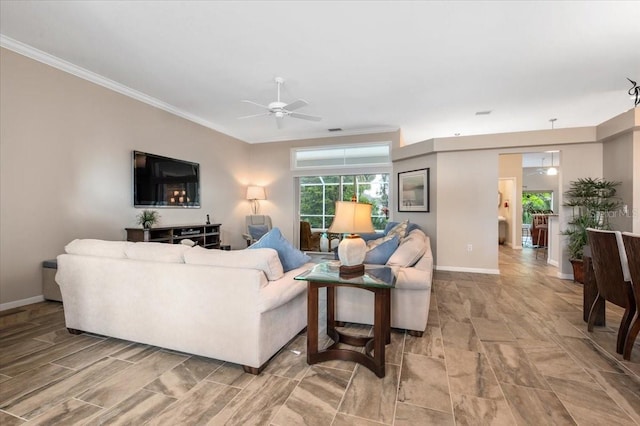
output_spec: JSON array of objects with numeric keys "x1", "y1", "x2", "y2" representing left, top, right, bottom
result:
[
  {"x1": 65, "y1": 239, "x2": 132, "y2": 259},
  {"x1": 248, "y1": 224, "x2": 269, "y2": 241},
  {"x1": 249, "y1": 227, "x2": 311, "y2": 272},
  {"x1": 125, "y1": 242, "x2": 191, "y2": 263},
  {"x1": 387, "y1": 229, "x2": 427, "y2": 267},
  {"x1": 184, "y1": 246, "x2": 284, "y2": 281},
  {"x1": 364, "y1": 235, "x2": 399, "y2": 265}
]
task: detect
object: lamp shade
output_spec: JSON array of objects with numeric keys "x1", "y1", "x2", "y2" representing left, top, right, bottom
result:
[
  {"x1": 246, "y1": 186, "x2": 266, "y2": 200},
  {"x1": 328, "y1": 201, "x2": 375, "y2": 234}
]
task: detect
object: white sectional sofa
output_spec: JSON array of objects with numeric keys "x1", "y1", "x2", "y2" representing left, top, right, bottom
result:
[
  {"x1": 56, "y1": 240, "x2": 311, "y2": 373},
  {"x1": 56, "y1": 226, "x2": 433, "y2": 374}
]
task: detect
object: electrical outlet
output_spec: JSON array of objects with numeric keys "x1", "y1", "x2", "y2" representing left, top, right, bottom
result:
[{"x1": 467, "y1": 244, "x2": 473, "y2": 252}]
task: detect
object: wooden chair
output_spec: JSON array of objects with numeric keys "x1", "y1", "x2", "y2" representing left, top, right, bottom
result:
[
  {"x1": 300, "y1": 221, "x2": 321, "y2": 251},
  {"x1": 532, "y1": 214, "x2": 548, "y2": 259},
  {"x1": 586, "y1": 228, "x2": 635, "y2": 355},
  {"x1": 622, "y1": 232, "x2": 640, "y2": 360}
]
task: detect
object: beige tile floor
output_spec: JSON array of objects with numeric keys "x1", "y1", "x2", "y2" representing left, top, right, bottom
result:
[{"x1": 1, "y1": 246, "x2": 639, "y2": 425}]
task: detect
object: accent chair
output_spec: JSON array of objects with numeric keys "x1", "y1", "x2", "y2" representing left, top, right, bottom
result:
[{"x1": 243, "y1": 215, "x2": 272, "y2": 246}]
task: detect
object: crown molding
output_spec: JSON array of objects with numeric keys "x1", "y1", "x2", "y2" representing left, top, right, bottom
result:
[{"x1": 0, "y1": 35, "x2": 238, "y2": 138}]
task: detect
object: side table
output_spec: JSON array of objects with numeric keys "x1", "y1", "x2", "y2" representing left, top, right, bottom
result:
[{"x1": 295, "y1": 263, "x2": 396, "y2": 378}]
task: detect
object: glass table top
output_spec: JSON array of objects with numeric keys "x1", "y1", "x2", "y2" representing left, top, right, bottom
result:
[{"x1": 295, "y1": 262, "x2": 396, "y2": 288}]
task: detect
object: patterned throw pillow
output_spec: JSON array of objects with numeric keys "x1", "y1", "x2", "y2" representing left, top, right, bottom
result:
[
  {"x1": 364, "y1": 236, "x2": 400, "y2": 265},
  {"x1": 386, "y1": 220, "x2": 409, "y2": 241}
]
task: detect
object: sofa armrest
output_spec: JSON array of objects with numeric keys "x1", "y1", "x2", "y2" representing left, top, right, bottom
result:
[
  {"x1": 258, "y1": 263, "x2": 312, "y2": 313},
  {"x1": 413, "y1": 236, "x2": 433, "y2": 272},
  {"x1": 394, "y1": 267, "x2": 432, "y2": 290}
]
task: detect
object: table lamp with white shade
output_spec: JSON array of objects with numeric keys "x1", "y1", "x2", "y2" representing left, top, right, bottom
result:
[{"x1": 328, "y1": 201, "x2": 375, "y2": 278}]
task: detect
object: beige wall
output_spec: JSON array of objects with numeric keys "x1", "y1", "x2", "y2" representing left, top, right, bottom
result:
[
  {"x1": 0, "y1": 48, "x2": 250, "y2": 307},
  {"x1": 394, "y1": 136, "x2": 607, "y2": 275},
  {"x1": 392, "y1": 154, "x2": 438, "y2": 261},
  {"x1": 603, "y1": 132, "x2": 634, "y2": 232},
  {"x1": 437, "y1": 150, "x2": 500, "y2": 273}
]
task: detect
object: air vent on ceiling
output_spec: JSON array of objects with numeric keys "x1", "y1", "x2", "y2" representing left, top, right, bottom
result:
[
  {"x1": 328, "y1": 128, "x2": 343, "y2": 132},
  {"x1": 475, "y1": 110, "x2": 492, "y2": 115}
]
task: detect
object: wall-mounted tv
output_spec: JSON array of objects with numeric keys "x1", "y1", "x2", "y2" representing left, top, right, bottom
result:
[{"x1": 133, "y1": 151, "x2": 200, "y2": 208}]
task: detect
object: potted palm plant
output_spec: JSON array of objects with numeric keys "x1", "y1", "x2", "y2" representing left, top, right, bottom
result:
[{"x1": 563, "y1": 177, "x2": 621, "y2": 283}]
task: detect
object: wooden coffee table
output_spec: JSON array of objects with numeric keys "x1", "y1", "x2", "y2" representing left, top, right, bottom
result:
[{"x1": 295, "y1": 263, "x2": 396, "y2": 378}]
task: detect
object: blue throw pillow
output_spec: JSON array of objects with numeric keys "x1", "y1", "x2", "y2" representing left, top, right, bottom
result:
[
  {"x1": 248, "y1": 224, "x2": 269, "y2": 240},
  {"x1": 364, "y1": 235, "x2": 399, "y2": 265},
  {"x1": 249, "y1": 227, "x2": 311, "y2": 272},
  {"x1": 360, "y1": 232, "x2": 384, "y2": 242}
]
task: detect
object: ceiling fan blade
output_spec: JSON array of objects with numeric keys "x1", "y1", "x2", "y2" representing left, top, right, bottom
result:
[
  {"x1": 241, "y1": 100, "x2": 270, "y2": 110},
  {"x1": 283, "y1": 99, "x2": 308, "y2": 111},
  {"x1": 276, "y1": 116, "x2": 284, "y2": 129},
  {"x1": 290, "y1": 112, "x2": 322, "y2": 121},
  {"x1": 237, "y1": 112, "x2": 270, "y2": 120}
]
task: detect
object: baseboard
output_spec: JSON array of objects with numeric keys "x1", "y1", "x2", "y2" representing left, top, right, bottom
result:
[
  {"x1": 548, "y1": 259, "x2": 559, "y2": 267},
  {"x1": 557, "y1": 272, "x2": 574, "y2": 280},
  {"x1": 435, "y1": 265, "x2": 501, "y2": 275},
  {"x1": 0, "y1": 295, "x2": 45, "y2": 311}
]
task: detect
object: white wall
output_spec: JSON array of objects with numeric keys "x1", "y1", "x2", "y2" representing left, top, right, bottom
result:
[{"x1": 0, "y1": 48, "x2": 250, "y2": 307}]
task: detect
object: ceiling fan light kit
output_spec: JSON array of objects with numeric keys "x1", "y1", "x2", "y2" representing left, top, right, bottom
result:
[{"x1": 239, "y1": 77, "x2": 322, "y2": 128}]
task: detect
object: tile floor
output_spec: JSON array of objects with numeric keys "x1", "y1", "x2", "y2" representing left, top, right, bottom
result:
[{"x1": 0, "y1": 246, "x2": 639, "y2": 425}]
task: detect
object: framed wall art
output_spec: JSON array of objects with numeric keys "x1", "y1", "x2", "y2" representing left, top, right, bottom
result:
[{"x1": 398, "y1": 168, "x2": 429, "y2": 212}]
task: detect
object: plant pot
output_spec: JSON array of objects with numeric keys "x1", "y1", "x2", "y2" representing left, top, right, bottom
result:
[{"x1": 570, "y1": 258, "x2": 584, "y2": 284}]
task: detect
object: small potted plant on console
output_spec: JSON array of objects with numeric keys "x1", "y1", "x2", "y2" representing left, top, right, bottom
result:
[{"x1": 137, "y1": 210, "x2": 160, "y2": 229}]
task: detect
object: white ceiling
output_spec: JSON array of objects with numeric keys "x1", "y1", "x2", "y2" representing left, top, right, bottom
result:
[{"x1": 1, "y1": 1, "x2": 639, "y2": 144}]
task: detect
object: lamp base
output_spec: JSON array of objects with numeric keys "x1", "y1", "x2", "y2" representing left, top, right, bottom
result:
[{"x1": 339, "y1": 263, "x2": 365, "y2": 279}]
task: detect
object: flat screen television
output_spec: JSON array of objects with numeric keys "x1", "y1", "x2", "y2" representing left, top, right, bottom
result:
[{"x1": 133, "y1": 151, "x2": 200, "y2": 208}]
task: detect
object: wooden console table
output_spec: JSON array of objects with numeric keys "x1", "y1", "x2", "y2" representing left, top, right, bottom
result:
[
  {"x1": 295, "y1": 263, "x2": 395, "y2": 378},
  {"x1": 126, "y1": 223, "x2": 221, "y2": 249}
]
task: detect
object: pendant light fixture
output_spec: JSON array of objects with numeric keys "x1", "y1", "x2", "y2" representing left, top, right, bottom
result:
[{"x1": 547, "y1": 152, "x2": 558, "y2": 176}]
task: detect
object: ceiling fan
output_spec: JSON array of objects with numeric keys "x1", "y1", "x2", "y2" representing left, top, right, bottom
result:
[{"x1": 238, "y1": 77, "x2": 322, "y2": 128}]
